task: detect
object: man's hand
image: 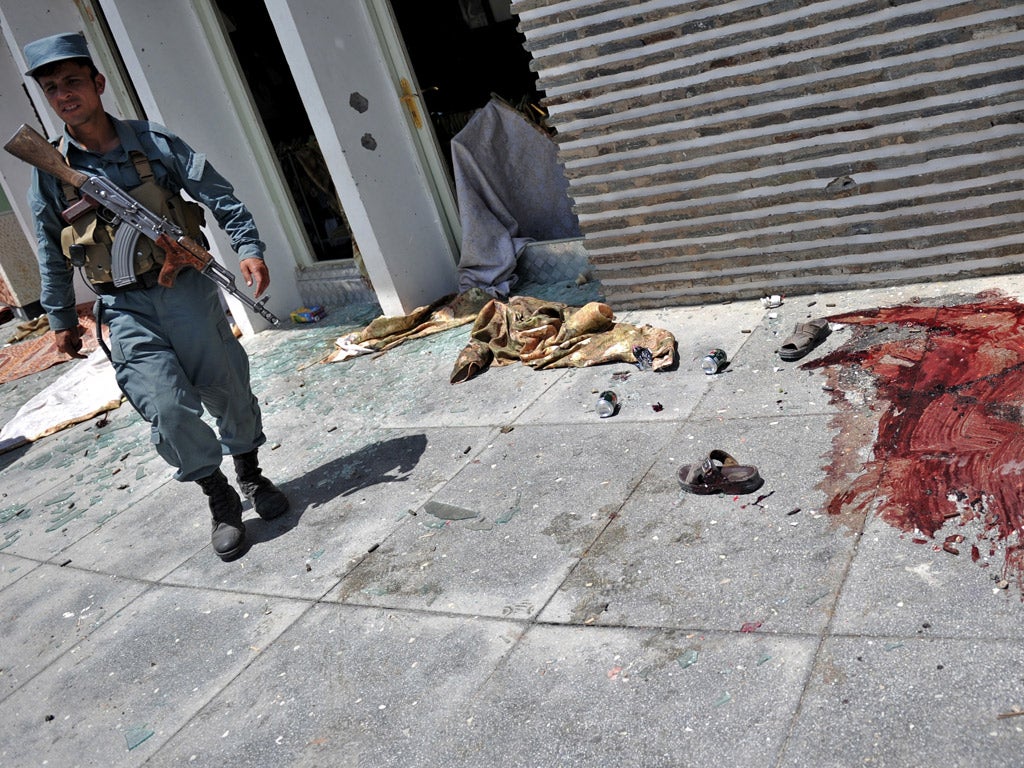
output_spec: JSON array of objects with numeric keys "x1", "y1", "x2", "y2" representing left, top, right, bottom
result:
[
  {"x1": 240, "y1": 257, "x2": 270, "y2": 299},
  {"x1": 55, "y1": 327, "x2": 86, "y2": 359}
]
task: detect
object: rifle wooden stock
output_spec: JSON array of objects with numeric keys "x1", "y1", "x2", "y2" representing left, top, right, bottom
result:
[{"x1": 3, "y1": 124, "x2": 89, "y2": 189}]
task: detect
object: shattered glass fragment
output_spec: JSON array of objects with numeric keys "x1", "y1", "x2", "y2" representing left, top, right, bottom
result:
[
  {"x1": 124, "y1": 725, "x2": 154, "y2": 750},
  {"x1": 677, "y1": 648, "x2": 699, "y2": 669},
  {"x1": 496, "y1": 493, "x2": 521, "y2": 525},
  {"x1": 632, "y1": 345, "x2": 653, "y2": 371}
]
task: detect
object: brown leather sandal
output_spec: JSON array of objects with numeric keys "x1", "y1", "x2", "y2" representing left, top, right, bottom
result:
[
  {"x1": 779, "y1": 318, "x2": 830, "y2": 361},
  {"x1": 677, "y1": 449, "x2": 764, "y2": 495}
]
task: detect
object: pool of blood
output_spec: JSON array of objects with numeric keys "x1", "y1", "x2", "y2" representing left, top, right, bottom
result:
[{"x1": 804, "y1": 293, "x2": 1024, "y2": 592}]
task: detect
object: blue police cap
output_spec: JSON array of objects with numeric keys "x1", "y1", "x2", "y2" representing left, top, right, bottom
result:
[{"x1": 23, "y1": 32, "x2": 93, "y2": 77}]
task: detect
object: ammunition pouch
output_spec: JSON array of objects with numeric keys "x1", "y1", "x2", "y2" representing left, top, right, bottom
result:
[{"x1": 60, "y1": 179, "x2": 206, "y2": 286}]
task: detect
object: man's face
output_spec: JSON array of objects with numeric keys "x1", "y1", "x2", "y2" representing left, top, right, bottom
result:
[{"x1": 37, "y1": 60, "x2": 105, "y2": 129}]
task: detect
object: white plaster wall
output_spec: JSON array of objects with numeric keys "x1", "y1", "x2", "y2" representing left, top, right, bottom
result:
[
  {"x1": 266, "y1": 0, "x2": 459, "y2": 315},
  {"x1": 0, "y1": 0, "x2": 130, "y2": 310},
  {"x1": 0, "y1": 31, "x2": 42, "y2": 308},
  {"x1": 0, "y1": 210, "x2": 40, "y2": 310}
]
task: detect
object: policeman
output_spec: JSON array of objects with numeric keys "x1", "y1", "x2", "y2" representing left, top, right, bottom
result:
[{"x1": 22, "y1": 32, "x2": 288, "y2": 560}]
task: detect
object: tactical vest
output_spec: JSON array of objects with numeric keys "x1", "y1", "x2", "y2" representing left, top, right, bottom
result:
[{"x1": 59, "y1": 149, "x2": 206, "y2": 285}]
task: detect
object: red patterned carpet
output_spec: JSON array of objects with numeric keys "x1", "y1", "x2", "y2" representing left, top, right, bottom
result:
[{"x1": 0, "y1": 305, "x2": 99, "y2": 385}]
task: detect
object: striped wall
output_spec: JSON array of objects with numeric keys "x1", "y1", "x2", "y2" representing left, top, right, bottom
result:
[{"x1": 512, "y1": 0, "x2": 1024, "y2": 308}]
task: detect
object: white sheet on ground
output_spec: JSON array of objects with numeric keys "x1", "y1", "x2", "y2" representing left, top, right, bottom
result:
[
  {"x1": 452, "y1": 98, "x2": 580, "y2": 297},
  {"x1": 0, "y1": 348, "x2": 123, "y2": 454}
]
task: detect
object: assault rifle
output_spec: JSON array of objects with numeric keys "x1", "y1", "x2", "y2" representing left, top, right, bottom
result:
[{"x1": 3, "y1": 123, "x2": 280, "y2": 325}]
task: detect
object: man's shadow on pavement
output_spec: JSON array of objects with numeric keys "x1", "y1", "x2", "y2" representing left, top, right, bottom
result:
[{"x1": 243, "y1": 433, "x2": 428, "y2": 547}]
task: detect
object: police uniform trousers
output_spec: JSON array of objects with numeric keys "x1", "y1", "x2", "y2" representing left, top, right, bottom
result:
[{"x1": 102, "y1": 268, "x2": 266, "y2": 482}]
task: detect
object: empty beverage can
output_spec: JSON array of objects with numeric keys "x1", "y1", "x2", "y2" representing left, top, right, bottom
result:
[
  {"x1": 701, "y1": 349, "x2": 727, "y2": 374},
  {"x1": 595, "y1": 390, "x2": 618, "y2": 418}
]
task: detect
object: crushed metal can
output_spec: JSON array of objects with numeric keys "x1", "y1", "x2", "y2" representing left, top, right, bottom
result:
[
  {"x1": 701, "y1": 348, "x2": 728, "y2": 374},
  {"x1": 595, "y1": 390, "x2": 619, "y2": 418}
]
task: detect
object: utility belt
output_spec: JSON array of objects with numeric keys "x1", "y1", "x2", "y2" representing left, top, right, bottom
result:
[
  {"x1": 92, "y1": 265, "x2": 162, "y2": 295},
  {"x1": 58, "y1": 150, "x2": 205, "y2": 288}
]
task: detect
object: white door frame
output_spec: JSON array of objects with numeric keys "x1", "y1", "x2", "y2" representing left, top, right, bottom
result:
[
  {"x1": 262, "y1": 0, "x2": 460, "y2": 315},
  {"x1": 190, "y1": 0, "x2": 317, "y2": 270},
  {"x1": 365, "y1": 0, "x2": 462, "y2": 252}
]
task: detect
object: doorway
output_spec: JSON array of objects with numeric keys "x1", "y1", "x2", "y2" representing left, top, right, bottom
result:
[
  {"x1": 213, "y1": 0, "x2": 356, "y2": 264},
  {"x1": 388, "y1": 0, "x2": 545, "y2": 179}
]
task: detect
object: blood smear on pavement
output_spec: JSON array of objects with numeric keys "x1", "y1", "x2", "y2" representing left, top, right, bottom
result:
[{"x1": 804, "y1": 293, "x2": 1024, "y2": 593}]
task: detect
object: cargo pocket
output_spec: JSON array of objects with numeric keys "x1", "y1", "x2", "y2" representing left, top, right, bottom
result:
[
  {"x1": 107, "y1": 338, "x2": 149, "y2": 423},
  {"x1": 109, "y1": 337, "x2": 128, "y2": 366}
]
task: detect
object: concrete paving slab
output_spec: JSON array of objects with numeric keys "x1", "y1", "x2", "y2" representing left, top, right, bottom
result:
[
  {"x1": 0, "y1": 411, "x2": 172, "y2": 563},
  {"x1": 254, "y1": 325, "x2": 564, "y2": 433},
  {"x1": 164, "y1": 426, "x2": 495, "y2": 600},
  {"x1": 144, "y1": 603, "x2": 524, "y2": 768},
  {"x1": 244, "y1": 280, "x2": 600, "y2": 433},
  {"x1": 778, "y1": 635, "x2": 1024, "y2": 768},
  {"x1": 0, "y1": 485, "x2": 35, "y2": 556},
  {"x1": 619, "y1": 297, "x2": 772, "y2": 369},
  {"x1": 0, "y1": 478, "x2": 102, "y2": 562},
  {"x1": 327, "y1": 422, "x2": 678, "y2": 618},
  {"x1": 256, "y1": 365, "x2": 375, "y2": 435},
  {"x1": 517, "y1": 362, "x2": 706, "y2": 424},
  {"x1": 0, "y1": 584, "x2": 307, "y2": 767},
  {"x1": 511, "y1": 300, "x2": 764, "y2": 426},
  {"x1": 369, "y1": 331, "x2": 563, "y2": 430},
  {"x1": 3, "y1": 273, "x2": 1024, "y2": 768},
  {"x1": 432, "y1": 624, "x2": 818, "y2": 768},
  {"x1": 54, "y1": 479, "x2": 210, "y2": 581},
  {"x1": 830, "y1": 514, "x2": 1024, "y2": 641},
  {"x1": 689, "y1": 314, "x2": 851, "y2": 421},
  {"x1": 621, "y1": 297, "x2": 857, "y2": 425},
  {"x1": 0, "y1": 562, "x2": 148, "y2": 703},
  {"x1": 539, "y1": 414, "x2": 859, "y2": 634},
  {"x1": 754, "y1": 274, "x2": 1024, "y2": 320},
  {"x1": 242, "y1": 309, "x2": 387, "y2": 434},
  {"x1": 0, "y1": 425, "x2": 104, "y2": 513},
  {"x1": 0, "y1": 552, "x2": 37, "y2": 589}
]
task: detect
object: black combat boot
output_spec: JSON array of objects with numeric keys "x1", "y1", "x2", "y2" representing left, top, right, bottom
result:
[
  {"x1": 196, "y1": 469, "x2": 246, "y2": 560},
  {"x1": 232, "y1": 449, "x2": 290, "y2": 520}
]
